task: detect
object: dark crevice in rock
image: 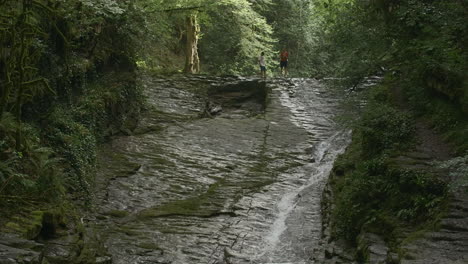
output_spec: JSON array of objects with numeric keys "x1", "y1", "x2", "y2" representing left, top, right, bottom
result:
[
  {"x1": 144, "y1": 211, "x2": 238, "y2": 219},
  {"x1": 203, "y1": 79, "x2": 268, "y2": 118}
]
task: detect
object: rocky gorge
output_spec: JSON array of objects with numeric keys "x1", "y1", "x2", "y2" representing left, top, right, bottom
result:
[{"x1": 1, "y1": 75, "x2": 466, "y2": 264}]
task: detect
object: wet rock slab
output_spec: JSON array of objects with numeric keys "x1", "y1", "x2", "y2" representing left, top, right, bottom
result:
[
  {"x1": 0, "y1": 234, "x2": 41, "y2": 264},
  {"x1": 90, "y1": 76, "x2": 348, "y2": 263},
  {"x1": 206, "y1": 79, "x2": 268, "y2": 117},
  {"x1": 400, "y1": 194, "x2": 468, "y2": 264}
]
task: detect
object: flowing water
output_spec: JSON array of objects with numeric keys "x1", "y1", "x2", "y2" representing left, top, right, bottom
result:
[{"x1": 90, "y1": 75, "x2": 350, "y2": 264}]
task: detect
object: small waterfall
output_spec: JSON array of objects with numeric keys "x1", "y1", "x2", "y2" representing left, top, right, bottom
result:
[{"x1": 253, "y1": 131, "x2": 350, "y2": 264}]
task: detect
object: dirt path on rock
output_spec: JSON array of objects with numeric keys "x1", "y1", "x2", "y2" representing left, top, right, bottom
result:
[
  {"x1": 399, "y1": 124, "x2": 468, "y2": 263},
  {"x1": 392, "y1": 86, "x2": 468, "y2": 264}
]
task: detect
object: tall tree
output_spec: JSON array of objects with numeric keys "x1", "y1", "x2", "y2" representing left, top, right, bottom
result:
[
  {"x1": 138, "y1": 0, "x2": 275, "y2": 75},
  {"x1": 0, "y1": 0, "x2": 54, "y2": 148},
  {"x1": 140, "y1": 0, "x2": 208, "y2": 73},
  {"x1": 184, "y1": 12, "x2": 200, "y2": 73}
]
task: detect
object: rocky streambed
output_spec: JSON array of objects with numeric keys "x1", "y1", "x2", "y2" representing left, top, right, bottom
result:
[
  {"x1": 0, "y1": 74, "x2": 350, "y2": 264},
  {"x1": 89, "y1": 75, "x2": 349, "y2": 264}
]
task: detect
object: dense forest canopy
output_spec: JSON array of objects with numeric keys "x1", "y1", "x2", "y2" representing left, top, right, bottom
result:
[{"x1": 0, "y1": 0, "x2": 466, "y2": 236}]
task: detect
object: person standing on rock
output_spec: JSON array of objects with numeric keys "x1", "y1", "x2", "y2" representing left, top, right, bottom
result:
[
  {"x1": 280, "y1": 48, "x2": 289, "y2": 77},
  {"x1": 258, "y1": 52, "x2": 267, "y2": 79}
]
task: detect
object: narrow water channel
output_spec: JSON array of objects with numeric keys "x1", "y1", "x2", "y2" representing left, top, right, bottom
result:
[{"x1": 91, "y1": 75, "x2": 350, "y2": 264}]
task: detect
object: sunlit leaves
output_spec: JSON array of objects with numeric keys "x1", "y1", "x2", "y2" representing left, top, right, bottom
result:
[
  {"x1": 198, "y1": 0, "x2": 275, "y2": 74},
  {"x1": 77, "y1": 0, "x2": 125, "y2": 16}
]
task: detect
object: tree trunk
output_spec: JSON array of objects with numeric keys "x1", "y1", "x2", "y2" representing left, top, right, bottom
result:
[
  {"x1": 15, "y1": 0, "x2": 30, "y2": 149},
  {"x1": 0, "y1": 60, "x2": 9, "y2": 120},
  {"x1": 184, "y1": 14, "x2": 200, "y2": 74},
  {"x1": 15, "y1": 35, "x2": 25, "y2": 150}
]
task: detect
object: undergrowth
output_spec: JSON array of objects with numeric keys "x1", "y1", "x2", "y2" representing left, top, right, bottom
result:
[
  {"x1": 0, "y1": 71, "x2": 143, "y2": 212},
  {"x1": 330, "y1": 83, "x2": 449, "y2": 245},
  {"x1": 0, "y1": 113, "x2": 65, "y2": 202}
]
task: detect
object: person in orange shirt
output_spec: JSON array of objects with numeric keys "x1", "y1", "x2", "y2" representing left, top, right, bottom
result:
[{"x1": 280, "y1": 48, "x2": 289, "y2": 76}]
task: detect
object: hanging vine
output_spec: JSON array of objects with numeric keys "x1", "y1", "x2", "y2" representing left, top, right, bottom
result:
[{"x1": 0, "y1": 0, "x2": 59, "y2": 149}]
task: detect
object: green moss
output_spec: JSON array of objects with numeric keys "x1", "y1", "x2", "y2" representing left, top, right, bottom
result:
[
  {"x1": 5, "y1": 222, "x2": 21, "y2": 231},
  {"x1": 75, "y1": 246, "x2": 96, "y2": 264},
  {"x1": 118, "y1": 226, "x2": 140, "y2": 237},
  {"x1": 138, "y1": 196, "x2": 211, "y2": 218},
  {"x1": 147, "y1": 175, "x2": 275, "y2": 218},
  {"x1": 104, "y1": 210, "x2": 130, "y2": 218},
  {"x1": 137, "y1": 179, "x2": 227, "y2": 219},
  {"x1": 237, "y1": 178, "x2": 276, "y2": 191},
  {"x1": 2, "y1": 208, "x2": 69, "y2": 240},
  {"x1": 137, "y1": 242, "x2": 162, "y2": 250},
  {"x1": 4, "y1": 211, "x2": 44, "y2": 239}
]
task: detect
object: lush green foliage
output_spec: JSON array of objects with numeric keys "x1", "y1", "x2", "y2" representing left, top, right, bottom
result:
[
  {"x1": 333, "y1": 152, "x2": 447, "y2": 242},
  {"x1": 314, "y1": 0, "x2": 466, "y2": 240},
  {"x1": 258, "y1": 0, "x2": 319, "y2": 76},
  {"x1": 316, "y1": 0, "x2": 465, "y2": 255},
  {"x1": 0, "y1": 0, "x2": 144, "y2": 203},
  {"x1": 313, "y1": 0, "x2": 467, "y2": 114},
  {"x1": 423, "y1": 96, "x2": 468, "y2": 154},
  {"x1": 331, "y1": 85, "x2": 447, "y2": 243},
  {"x1": 358, "y1": 104, "x2": 415, "y2": 157},
  {"x1": 199, "y1": 0, "x2": 275, "y2": 74},
  {"x1": 0, "y1": 113, "x2": 64, "y2": 200},
  {"x1": 133, "y1": 0, "x2": 325, "y2": 76}
]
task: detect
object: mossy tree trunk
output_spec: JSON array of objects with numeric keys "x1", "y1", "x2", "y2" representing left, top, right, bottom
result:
[
  {"x1": 0, "y1": 58, "x2": 11, "y2": 120},
  {"x1": 14, "y1": 34, "x2": 26, "y2": 149},
  {"x1": 0, "y1": 4, "x2": 15, "y2": 120},
  {"x1": 0, "y1": 0, "x2": 52, "y2": 149},
  {"x1": 14, "y1": 0, "x2": 32, "y2": 149},
  {"x1": 184, "y1": 14, "x2": 200, "y2": 74}
]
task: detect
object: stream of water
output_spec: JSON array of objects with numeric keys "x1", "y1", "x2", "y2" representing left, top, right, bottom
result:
[{"x1": 90, "y1": 75, "x2": 350, "y2": 264}]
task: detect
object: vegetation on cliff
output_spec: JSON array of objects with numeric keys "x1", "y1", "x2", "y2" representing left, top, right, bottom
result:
[
  {"x1": 0, "y1": 0, "x2": 144, "y2": 214},
  {"x1": 330, "y1": 84, "x2": 448, "y2": 248},
  {"x1": 316, "y1": 0, "x2": 467, "y2": 261}
]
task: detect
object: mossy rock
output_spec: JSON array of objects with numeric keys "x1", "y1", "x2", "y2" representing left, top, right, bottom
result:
[
  {"x1": 3, "y1": 210, "x2": 65, "y2": 240},
  {"x1": 137, "y1": 198, "x2": 208, "y2": 218},
  {"x1": 103, "y1": 210, "x2": 130, "y2": 218},
  {"x1": 137, "y1": 242, "x2": 162, "y2": 251},
  {"x1": 356, "y1": 232, "x2": 389, "y2": 263},
  {"x1": 5, "y1": 211, "x2": 44, "y2": 239}
]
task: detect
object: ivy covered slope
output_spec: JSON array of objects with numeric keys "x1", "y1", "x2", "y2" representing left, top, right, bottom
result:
[
  {"x1": 317, "y1": 0, "x2": 468, "y2": 262},
  {"x1": 0, "y1": 0, "x2": 144, "y2": 220}
]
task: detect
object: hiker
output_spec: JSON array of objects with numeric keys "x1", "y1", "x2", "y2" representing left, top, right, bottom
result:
[
  {"x1": 280, "y1": 48, "x2": 289, "y2": 76},
  {"x1": 258, "y1": 51, "x2": 266, "y2": 78}
]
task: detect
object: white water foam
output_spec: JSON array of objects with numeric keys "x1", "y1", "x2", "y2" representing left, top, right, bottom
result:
[
  {"x1": 253, "y1": 80, "x2": 351, "y2": 263},
  {"x1": 257, "y1": 131, "x2": 349, "y2": 261}
]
